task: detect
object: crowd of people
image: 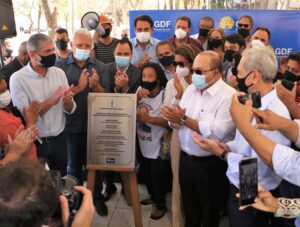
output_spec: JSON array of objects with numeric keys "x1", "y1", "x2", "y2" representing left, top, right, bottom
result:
[{"x1": 0, "y1": 13, "x2": 299, "y2": 227}]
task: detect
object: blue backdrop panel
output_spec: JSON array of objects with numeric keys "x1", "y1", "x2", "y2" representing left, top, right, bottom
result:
[{"x1": 129, "y1": 10, "x2": 300, "y2": 57}]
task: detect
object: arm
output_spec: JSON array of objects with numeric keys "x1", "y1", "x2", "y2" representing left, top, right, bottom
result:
[{"x1": 253, "y1": 108, "x2": 299, "y2": 144}]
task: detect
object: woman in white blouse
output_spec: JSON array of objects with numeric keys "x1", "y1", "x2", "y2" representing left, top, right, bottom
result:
[
  {"x1": 136, "y1": 62, "x2": 171, "y2": 220},
  {"x1": 163, "y1": 43, "x2": 201, "y2": 227}
]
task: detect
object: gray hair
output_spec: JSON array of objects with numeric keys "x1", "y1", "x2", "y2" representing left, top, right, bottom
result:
[
  {"x1": 242, "y1": 47, "x2": 277, "y2": 82},
  {"x1": 27, "y1": 33, "x2": 53, "y2": 52},
  {"x1": 72, "y1": 28, "x2": 92, "y2": 41},
  {"x1": 18, "y1": 41, "x2": 28, "y2": 55}
]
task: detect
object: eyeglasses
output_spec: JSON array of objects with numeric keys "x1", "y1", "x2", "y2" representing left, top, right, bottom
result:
[
  {"x1": 238, "y1": 23, "x2": 250, "y2": 29},
  {"x1": 190, "y1": 68, "x2": 215, "y2": 75},
  {"x1": 173, "y1": 61, "x2": 185, "y2": 68}
]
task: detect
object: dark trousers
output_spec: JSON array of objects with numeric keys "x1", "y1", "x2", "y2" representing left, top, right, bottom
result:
[
  {"x1": 36, "y1": 131, "x2": 67, "y2": 176},
  {"x1": 228, "y1": 184, "x2": 287, "y2": 227},
  {"x1": 179, "y1": 151, "x2": 229, "y2": 227},
  {"x1": 65, "y1": 131, "x2": 103, "y2": 201},
  {"x1": 140, "y1": 155, "x2": 172, "y2": 210}
]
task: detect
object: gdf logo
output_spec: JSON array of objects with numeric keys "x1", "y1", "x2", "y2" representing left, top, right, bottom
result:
[
  {"x1": 154, "y1": 21, "x2": 171, "y2": 28},
  {"x1": 275, "y1": 48, "x2": 292, "y2": 55}
]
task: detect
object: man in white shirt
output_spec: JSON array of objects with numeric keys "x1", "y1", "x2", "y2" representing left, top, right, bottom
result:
[
  {"x1": 193, "y1": 47, "x2": 291, "y2": 227},
  {"x1": 10, "y1": 33, "x2": 76, "y2": 176},
  {"x1": 161, "y1": 51, "x2": 236, "y2": 227}
]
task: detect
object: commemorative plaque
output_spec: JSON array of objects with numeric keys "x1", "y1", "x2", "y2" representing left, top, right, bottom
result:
[{"x1": 87, "y1": 93, "x2": 136, "y2": 170}]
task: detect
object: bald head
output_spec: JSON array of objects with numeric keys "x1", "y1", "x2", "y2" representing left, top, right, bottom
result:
[{"x1": 195, "y1": 50, "x2": 222, "y2": 73}]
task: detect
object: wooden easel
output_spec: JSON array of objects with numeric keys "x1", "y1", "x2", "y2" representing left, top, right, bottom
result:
[{"x1": 86, "y1": 164, "x2": 143, "y2": 227}]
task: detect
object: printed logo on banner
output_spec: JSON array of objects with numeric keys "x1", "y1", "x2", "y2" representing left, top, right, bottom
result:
[
  {"x1": 220, "y1": 16, "x2": 235, "y2": 30},
  {"x1": 275, "y1": 48, "x2": 293, "y2": 57},
  {"x1": 154, "y1": 20, "x2": 171, "y2": 32}
]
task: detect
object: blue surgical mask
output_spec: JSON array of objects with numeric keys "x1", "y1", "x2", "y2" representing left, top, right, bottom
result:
[
  {"x1": 192, "y1": 73, "x2": 208, "y2": 90},
  {"x1": 74, "y1": 48, "x2": 90, "y2": 61},
  {"x1": 115, "y1": 56, "x2": 130, "y2": 68}
]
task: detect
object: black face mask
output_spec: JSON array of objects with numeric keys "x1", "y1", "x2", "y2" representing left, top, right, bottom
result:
[
  {"x1": 231, "y1": 67, "x2": 238, "y2": 76},
  {"x1": 238, "y1": 28, "x2": 250, "y2": 38},
  {"x1": 158, "y1": 55, "x2": 175, "y2": 67},
  {"x1": 224, "y1": 50, "x2": 236, "y2": 62},
  {"x1": 284, "y1": 70, "x2": 299, "y2": 83},
  {"x1": 101, "y1": 28, "x2": 111, "y2": 38},
  {"x1": 38, "y1": 53, "x2": 56, "y2": 68},
  {"x1": 236, "y1": 71, "x2": 254, "y2": 93},
  {"x1": 199, "y1": 28, "x2": 210, "y2": 37},
  {"x1": 6, "y1": 48, "x2": 13, "y2": 58},
  {"x1": 55, "y1": 40, "x2": 68, "y2": 51},
  {"x1": 141, "y1": 81, "x2": 157, "y2": 92},
  {"x1": 208, "y1": 38, "x2": 223, "y2": 49}
]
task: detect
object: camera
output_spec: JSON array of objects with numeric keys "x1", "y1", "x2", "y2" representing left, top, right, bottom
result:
[
  {"x1": 238, "y1": 91, "x2": 262, "y2": 108},
  {"x1": 50, "y1": 171, "x2": 83, "y2": 223}
]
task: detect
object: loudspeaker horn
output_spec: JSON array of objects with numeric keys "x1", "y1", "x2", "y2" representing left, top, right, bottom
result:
[{"x1": 81, "y1": 11, "x2": 105, "y2": 35}]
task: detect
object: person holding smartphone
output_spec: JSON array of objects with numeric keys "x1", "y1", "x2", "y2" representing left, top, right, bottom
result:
[
  {"x1": 229, "y1": 93, "x2": 300, "y2": 226},
  {"x1": 192, "y1": 47, "x2": 291, "y2": 227},
  {"x1": 276, "y1": 51, "x2": 300, "y2": 119}
]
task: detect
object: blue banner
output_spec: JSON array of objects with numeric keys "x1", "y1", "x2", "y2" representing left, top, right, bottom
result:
[{"x1": 129, "y1": 10, "x2": 300, "y2": 57}]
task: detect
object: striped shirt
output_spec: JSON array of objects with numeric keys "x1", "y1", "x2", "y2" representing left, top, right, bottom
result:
[{"x1": 94, "y1": 38, "x2": 119, "y2": 64}]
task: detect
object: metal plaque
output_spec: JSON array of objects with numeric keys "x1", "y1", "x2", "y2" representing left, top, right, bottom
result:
[{"x1": 87, "y1": 93, "x2": 136, "y2": 169}]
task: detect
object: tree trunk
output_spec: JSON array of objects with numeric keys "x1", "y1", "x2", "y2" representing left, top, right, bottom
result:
[
  {"x1": 41, "y1": 0, "x2": 57, "y2": 39},
  {"x1": 175, "y1": 0, "x2": 180, "y2": 9},
  {"x1": 37, "y1": 4, "x2": 43, "y2": 33},
  {"x1": 169, "y1": 0, "x2": 173, "y2": 9}
]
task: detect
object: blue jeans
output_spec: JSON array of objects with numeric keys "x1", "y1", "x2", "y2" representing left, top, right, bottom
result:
[{"x1": 66, "y1": 132, "x2": 103, "y2": 201}]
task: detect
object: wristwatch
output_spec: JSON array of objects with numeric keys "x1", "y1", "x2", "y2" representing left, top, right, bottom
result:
[
  {"x1": 220, "y1": 149, "x2": 230, "y2": 161},
  {"x1": 179, "y1": 115, "x2": 187, "y2": 126}
]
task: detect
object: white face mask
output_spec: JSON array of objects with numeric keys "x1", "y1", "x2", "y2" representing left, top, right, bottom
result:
[
  {"x1": 175, "y1": 28, "x2": 187, "y2": 40},
  {"x1": 250, "y1": 39, "x2": 265, "y2": 49},
  {"x1": 176, "y1": 65, "x2": 190, "y2": 78},
  {"x1": 0, "y1": 90, "x2": 12, "y2": 108},
  {"x1": 136, "y1": 32, "x2": 151, "y2": 43}
]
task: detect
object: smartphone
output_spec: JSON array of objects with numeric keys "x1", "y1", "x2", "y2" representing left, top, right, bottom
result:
[
  {"x1": 239, "y1": 157, "x2": 258, "y2": 206},
  {"x1": 237, "y1": 91, "x2": 261, "y2": 108},
  {"x1": 251, "y1": 91, "x2": 261, "y2": 109},
  {"x1": 281, "y1": 79, "x2": 295, "y2": 91}
]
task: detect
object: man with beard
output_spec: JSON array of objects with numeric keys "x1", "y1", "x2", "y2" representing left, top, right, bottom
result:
[
  {"x1": 237, "y1": 15, "x2": 254, "y2": 48},
  {"x1": 94, "y1": 15, "x2": 119, "y2": 64},
  {"x1": 55, "y1": 28, "x2": 71, "y2": 59}
]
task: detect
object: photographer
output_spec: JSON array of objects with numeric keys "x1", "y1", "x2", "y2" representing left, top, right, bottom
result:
[{"x1": 0, "y1": 159, "x2": 95, "y2": 227}]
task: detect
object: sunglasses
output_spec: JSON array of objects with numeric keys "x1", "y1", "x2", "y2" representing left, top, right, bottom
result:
[
  {"x1": 190, "y1": 68, "x2": 215, "y2": 75},
  {"x1": 238, "y1": 23, "x2": 250, "y2": 29},
  {"x1": 173, "y1": 61, "x2": 186, "y2": 68}
]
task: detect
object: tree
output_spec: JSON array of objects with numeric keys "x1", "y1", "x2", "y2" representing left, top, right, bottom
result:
[{"x1": 41, "y1": 0, "x2": 57, "y2": 39}]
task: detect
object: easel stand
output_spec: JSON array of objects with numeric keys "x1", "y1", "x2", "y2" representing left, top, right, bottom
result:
[{"x1": 86, "y1": 165, "x2": 143, "y2": 227}]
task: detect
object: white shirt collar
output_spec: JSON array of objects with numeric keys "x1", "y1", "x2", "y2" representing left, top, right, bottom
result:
[
  {"x1": 203, "y1": 78, "x2": 223, "y2": 97},
  {"x1": 260, "y1": 88, "x2": 276, "y2": 110}
]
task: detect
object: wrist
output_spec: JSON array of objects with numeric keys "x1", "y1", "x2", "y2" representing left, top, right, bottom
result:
[
  {"x1": 179, "y1": 115, "x2": 187, "y2": 126},
  {"x1": 220, "y1": 148, "x2": 230, "y2": 161}
]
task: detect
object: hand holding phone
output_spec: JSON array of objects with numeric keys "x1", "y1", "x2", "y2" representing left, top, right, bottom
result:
[{"x1": 239, "y1": 157, "x2": 258, "y2": 206}]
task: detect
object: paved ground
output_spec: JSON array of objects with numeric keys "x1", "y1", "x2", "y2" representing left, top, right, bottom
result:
[{"x1": 91, "y1": 183, "x2": 230, "y2": 227}]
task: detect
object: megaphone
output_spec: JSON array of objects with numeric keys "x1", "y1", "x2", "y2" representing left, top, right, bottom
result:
[{"x1": 81, "y1": 11, "x2": 105, "y2": 35}]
